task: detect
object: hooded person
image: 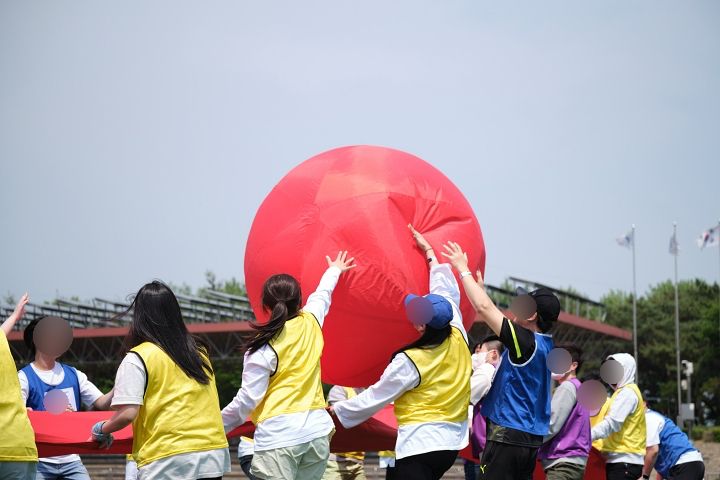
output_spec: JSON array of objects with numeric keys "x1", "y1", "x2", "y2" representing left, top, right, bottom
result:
[
  {"x1": 591, "y1": 353, "x2": 646, "y2": 480},
  {"x1": 330, "y1": 226, "x2": 471, "y2": 480}
]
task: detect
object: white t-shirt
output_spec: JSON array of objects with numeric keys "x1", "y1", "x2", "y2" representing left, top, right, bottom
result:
[
  {"x1": 645, "y1": 411, "x2": 703, "y2": 467},
  {"x1": 18, "y1": 362, "x2": 103, "y2": 464},
  {"x1": 111, "y1": 353, "x2": 231, "y2": 480}
]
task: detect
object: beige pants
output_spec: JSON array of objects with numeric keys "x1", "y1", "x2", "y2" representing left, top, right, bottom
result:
[
  {"x1": 322, "y1": 459, "x2": 367, "y2": 480},
  {"x1": 251, "y1": 435, "x2": 331, "y2": 480}
]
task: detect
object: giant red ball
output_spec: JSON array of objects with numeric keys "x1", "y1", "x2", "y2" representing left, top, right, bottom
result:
[{"x1": 244, "y1": 146, "x2": 485, "y2": 386}]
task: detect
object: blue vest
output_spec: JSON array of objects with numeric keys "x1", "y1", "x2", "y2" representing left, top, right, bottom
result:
[
  {"x1": 481, "y1": 333, "x2": 553, "y2": 436},
  {"x1": 651, "y1": 411, "x2": 697, "y2": 477},
  {"x1": 21, "y1": 363, "x2": 81, "y2": 412}
]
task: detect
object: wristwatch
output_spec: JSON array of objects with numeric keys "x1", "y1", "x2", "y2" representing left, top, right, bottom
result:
[
  {"x1": 642, "y1": 474, "x2": 650, "y2": 479},
  {"x1": 459, "y1": 271, "x2": 473, "y2": 279}
]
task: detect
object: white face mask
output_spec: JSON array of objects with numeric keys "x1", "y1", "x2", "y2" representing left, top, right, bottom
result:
[
  {"x1": 472, "y1": 352, "x2": 488, "y2": 369},
  {"x1": 551, "y1": 369, "x2": 572, "y2": 381}
]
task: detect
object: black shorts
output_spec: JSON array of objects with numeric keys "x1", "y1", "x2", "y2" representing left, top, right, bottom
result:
[
  {"x1": 478, "y1": 440, "x2": 539, "y2": 480},
  {"x1": 605, "y1": 462, "x2": 642, "y2": 480},
  {"x1": 394, "y1": 450, "x2": 458, "y2": 480},
  {"x1": 667, "y1": 461, "x2": 705, "y2": 480}
]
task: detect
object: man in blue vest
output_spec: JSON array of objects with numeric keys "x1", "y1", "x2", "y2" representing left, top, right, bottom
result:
[
  {"x1": 642, "y1": 408, "x2": 704, "y2": 480},
  {"x1": 442, "y1": 242, "x2": 560, "y2": 480}
]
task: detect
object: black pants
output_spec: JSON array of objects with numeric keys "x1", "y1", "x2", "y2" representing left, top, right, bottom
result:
[
  {"x1": 605, "y1": 462, "x2": 642, "y2": 480},
  {"x1": 394, "y1": 450, "x2": 458, "y2": 480},
  {"x1": 478, "y1": 441, "x2": 538, "y2": 480},
  {"x1": 239, "y1": 455, "x2": 259, "y2": 480},
  {"x1": 668, "y1": 461, "x2": 705, "y2": 480},
  {"x1": 385, "y1": 466, "x2": 397, "y2": 480}
]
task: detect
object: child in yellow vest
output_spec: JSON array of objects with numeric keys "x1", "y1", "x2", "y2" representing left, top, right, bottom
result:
[
  {"x1": 90, "y1": 282, "x2": 230, "y2": 480},
  {"x1": 0, "y1": 294, "x2": 38, "y2": 480},
  {"x1": 222, "y1": 251, "x2": 356, "y2": 480},
  {"x1": 331, "y1": 227, "x2": 471, "y2": 480},
  {"x1": 323, "y1": 386, "x2": 367, "y2": 480},
  {"x1": 591, "y1": 353, "x2": 646, "y2": 480}
]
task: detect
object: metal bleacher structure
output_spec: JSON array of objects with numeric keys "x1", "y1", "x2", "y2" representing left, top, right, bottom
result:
[{"x1": 4, "y1": 278, "x2": 630, "y2": 364}]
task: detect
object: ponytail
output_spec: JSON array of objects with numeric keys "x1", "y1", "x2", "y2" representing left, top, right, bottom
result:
[{"x1": 246, "y1": 274, "x2": 302, "y2": 354}]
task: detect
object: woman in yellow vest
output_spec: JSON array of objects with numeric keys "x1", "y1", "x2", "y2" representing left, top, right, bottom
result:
[
  {"x1": 331, "y1": 226, "x2": 471, "y2": 480},
  {"x1": 90, "y1": 281, "x2": 230, "y2": 480},
  {"x1": 0, "y1": 293, "x2": 38, "y2": 480},
  {"x1": 591, "y1": 353, "x2": 646, "y2": 480},
  {"x1": 221, "y1": 251, "x2": 356, "y2": 480}
]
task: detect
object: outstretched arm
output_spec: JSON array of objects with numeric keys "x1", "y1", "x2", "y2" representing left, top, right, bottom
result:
[
  {"x1": 304, "y1": 251, "x2": 356, "y2": 327},
  {"x1": 441, "y1": 242, "x2": 504, "y2": 336},
  {"x1": 2, "y1": 293, "x2": 29, "y2": 336},
  {"x1": 330, "y1": 353, "x2": 419, "y2": 428}
]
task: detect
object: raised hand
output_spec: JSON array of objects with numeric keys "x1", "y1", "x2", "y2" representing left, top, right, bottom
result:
[
  {"x1": 326, "y1": 251, "x2": 357, "y2": 273},
  {"x1": 441, "y1": 242, "x2": 469, "y2": 273},
  {"x1": 408, "y1": 224, "x2": 433, "y2": 252},
  {"x1": 2, "y1": 292, "x2": 30, "y2": 336}
]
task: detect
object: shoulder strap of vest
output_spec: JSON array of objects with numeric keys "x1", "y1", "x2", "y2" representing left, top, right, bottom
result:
[{"x1": 127, "y1": 351, "x2": 149, "y2": 397}]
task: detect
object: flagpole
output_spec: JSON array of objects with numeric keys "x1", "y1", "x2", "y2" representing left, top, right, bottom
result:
[
  {"x1": 717, "y1": 219, "x2": 720, "y2": 347},
  {"x1": 673, "y1": 222, "x2": 682, "y2": 426},
  {"x1": 632, "y1": 224, "x2": 638, "y2": 384}
]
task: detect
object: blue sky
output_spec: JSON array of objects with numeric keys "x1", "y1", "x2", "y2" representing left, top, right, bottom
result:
[{"x1": 1, "y1": 1, "x2": 718, "y2": 304}]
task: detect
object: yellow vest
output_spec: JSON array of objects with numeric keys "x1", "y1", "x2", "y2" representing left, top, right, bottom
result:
[
  {"x1": 336, "y1": 387, "x2": 365, "y2": 461},
  {"x1": 590, "y1": 397, "x2": 611, "y2": 451},
  {"x1": 601, "y1": 383, "x2": 646, "y2": 454},
  {"x1": 394, "y1": 327, "x2": 471, "y2": 425},
  {"x1": 130, "y1": 342, "x2": 228, "y2": 467},
  {"x1": 0, "y1": 332, "x2": 37, "y2": 462},
  {"x1": 251, "y1": 311, "x2": 326, "y2": 424}
]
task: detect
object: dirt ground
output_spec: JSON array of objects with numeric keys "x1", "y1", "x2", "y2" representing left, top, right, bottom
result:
[{"x1": 695, "y1": 441, "x2": 720, "y2": 480}]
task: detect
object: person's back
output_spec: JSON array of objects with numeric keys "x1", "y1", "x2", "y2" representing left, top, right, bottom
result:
[
  {"x1": 91, "y1": 281, "x2": 230, "y2": 480},
  {"x1": 129, "y1": 342, "x2": 227, "y2": 467},
  {"x1": 643, "y1": 409, "x2": 704, "y2": 480},
  {"x1": 222, "y1": 251, "x2": 356, "y2": 480}
]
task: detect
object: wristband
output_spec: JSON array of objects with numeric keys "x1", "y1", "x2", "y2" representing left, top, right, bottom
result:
[
  {"x1": 459, "y1": 271, "x2": 473, "y2": 279},
  {"x1": 427, "y1": 257, "x2": 436, "y2": 263},
  {"x1": 642, "y1": 475, "x2": 649, "y2": 480}
]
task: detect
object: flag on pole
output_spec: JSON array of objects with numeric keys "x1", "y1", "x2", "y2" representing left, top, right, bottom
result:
[
  {"x1": 697, "y1": 226, "x2": 720, "y2": 249},
  {"x1": 669, "y1": 231, "x2": 680, "y2": 255},
  {"x1": 616, "y1": 230, "x2": 634, "y2": 248}
]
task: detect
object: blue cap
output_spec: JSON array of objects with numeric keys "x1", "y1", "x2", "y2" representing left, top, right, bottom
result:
[{"x1": 404, "y1": 293, "x2": 453, "y2": 329}]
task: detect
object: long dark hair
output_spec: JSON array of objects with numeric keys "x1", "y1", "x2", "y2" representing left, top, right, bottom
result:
[
  {"x1": 246, "y1": 274, "x2": 302, "y2": 354},
  {"x1": 391, "y1": 324, "x2": 452, "y2": 359},
  {"x1": 120, "y1": 281, "x2": 213, "y2": 385}
]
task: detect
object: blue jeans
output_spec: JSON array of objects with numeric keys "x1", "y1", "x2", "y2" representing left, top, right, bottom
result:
[
  {"x1": 36, "y1": 461, "x2": 90, "y2": 480},
  {"x1": 0, "y1": 462, "x2": 37, "y2": 480},
  {"x1": 464, "y1": 459, "x2": 480, "y2": 480}
]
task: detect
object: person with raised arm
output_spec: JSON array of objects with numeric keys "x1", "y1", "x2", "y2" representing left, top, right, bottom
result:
[
  {"x1": 222, "y1": 252, "x2": 356, "y2": 480},
  {"x1": 441, "y1": 241, "x2": 560, "y2": 480},
  {"x1": 330, "y1": 226, "x2": 471, "y2": 480}
]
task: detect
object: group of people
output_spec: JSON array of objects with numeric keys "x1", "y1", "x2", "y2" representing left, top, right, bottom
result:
[{"x1": 0, "y1": 225, "x2": 707, "y2": 480}]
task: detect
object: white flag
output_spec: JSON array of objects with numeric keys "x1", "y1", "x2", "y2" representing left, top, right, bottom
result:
[
  {"x1": 616, "y1": 230, "x2": 634, "y2": 248},
  {"x1": 697, "y1": 226, "x2": 719, "y2": 249},
  {"x1": 669, "y1": 232, "x2": 680, "y2": 255}
]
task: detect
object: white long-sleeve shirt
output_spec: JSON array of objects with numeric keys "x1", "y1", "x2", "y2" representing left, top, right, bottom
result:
[
  {"x1": 591, "y1": 386, "x2": 643, "y2": 465},
  {"x1": 333, "y1": 263, "x2": 470, "y2": 459},
  {"x1": 470, "y1": 362, "x2": 496, "y2": 406},
  {"x1": 221, "y1": 266, "x2": 341, "y2": 451}
]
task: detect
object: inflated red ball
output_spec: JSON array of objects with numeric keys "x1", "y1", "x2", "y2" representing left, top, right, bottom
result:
[{"x1": 244, "y1": 145, "x2": 485, "y2": 386}]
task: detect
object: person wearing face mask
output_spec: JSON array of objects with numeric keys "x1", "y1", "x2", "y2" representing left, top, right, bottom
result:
[
  {"x1": 465, "y1": 336, "x2": 504, "y2": 480},
  {"x1": 591, "y1": 353, "x2": 646, "y2": 480},
  {"x1": 537, "y1": 344, "x2": 591, "y2": 480}
]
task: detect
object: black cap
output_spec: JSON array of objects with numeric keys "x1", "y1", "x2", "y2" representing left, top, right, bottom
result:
[{"x1": 527, "y1": 288, "x2": 561, "y2": 323}]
